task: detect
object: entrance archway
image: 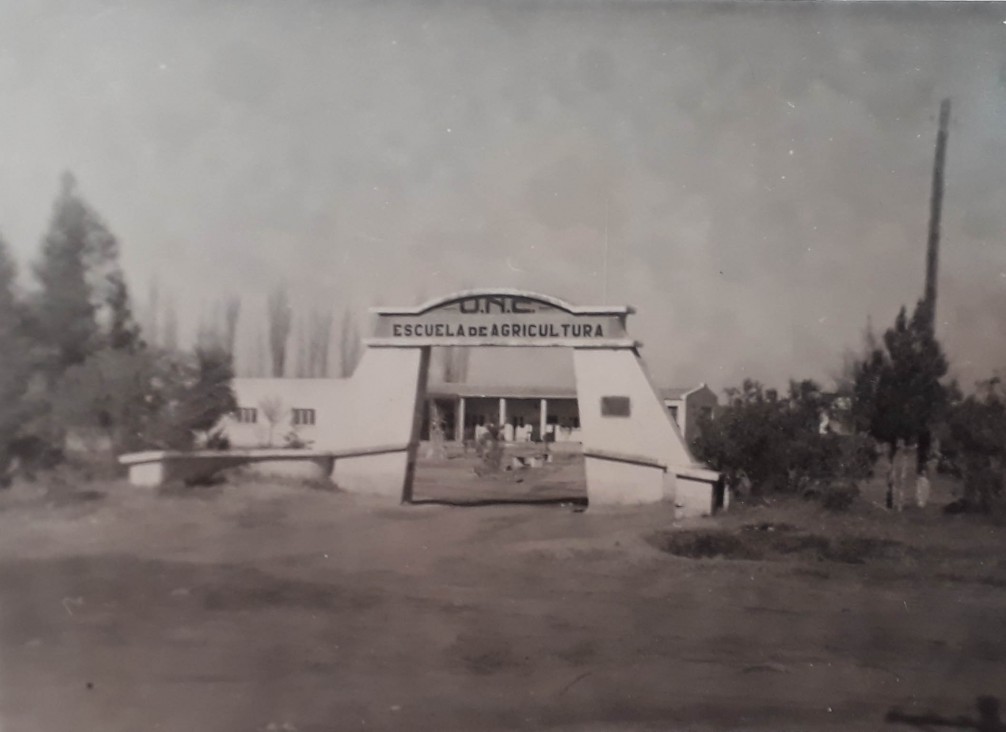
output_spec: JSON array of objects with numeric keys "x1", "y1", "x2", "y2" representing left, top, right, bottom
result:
[
  {"x1": 413, "y1": 353, "x2": 589, "y2": 506},
  {"x1": 328, "y1": 289, "x2": 720, "y2": 512}
]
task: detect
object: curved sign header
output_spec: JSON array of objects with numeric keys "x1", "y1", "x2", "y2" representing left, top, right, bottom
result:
[{"x1": 368, "y1": 289, "x2": 635, "y2": 348}]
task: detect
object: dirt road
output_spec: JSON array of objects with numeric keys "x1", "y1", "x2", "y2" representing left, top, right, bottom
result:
[{"x1": 0, "y1": 471, "x2": 1003, "y2": 731}]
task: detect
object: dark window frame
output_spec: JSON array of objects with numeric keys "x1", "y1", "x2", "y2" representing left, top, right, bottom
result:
[{"x1": 291, "y1": 408, "x2": 316, "y2": 426}]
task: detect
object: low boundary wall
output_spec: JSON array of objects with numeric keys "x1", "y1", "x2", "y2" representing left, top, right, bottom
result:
[
  {"x1": 119, "y1": 445, "x2": 724, "y2": 517},
  {"x1": 119, "y1": 445, "x2": 408, "y2": 488}
]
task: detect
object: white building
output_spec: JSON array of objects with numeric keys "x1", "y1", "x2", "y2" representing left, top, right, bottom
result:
[{"x1": 222, "y1": 378, "x2": 717, "y2": 449}]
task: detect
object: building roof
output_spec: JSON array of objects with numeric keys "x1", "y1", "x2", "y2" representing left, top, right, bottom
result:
[
  {"x1": 426, "y1": 383, "x2": 578, "y2": 400},
  {"x1": 232, "y1": 378, "x2": 713, "y2": 404},
  {"x1": 427, "y1": 382, "x2": 708, "y2": 401},
  {"x1": 658, "y1": 384, "x2": 713, "y2": 401},
  {"x1": 659, "y1": 387, "x2": 690, "y2": 400}
]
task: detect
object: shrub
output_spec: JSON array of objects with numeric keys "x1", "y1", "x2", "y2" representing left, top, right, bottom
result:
[
  {"x1": 49, "y1": 345, "x2": 237, "y2": 455},
  {"x1": 941, "y1": 377, "x2": 1006, "y2": 513},
  {"x1": 693, "y1": 379, "x2": 877, "y2": 497},
  {"x1": 283, "y1": 431, "x2": 313, "y2": 449}
]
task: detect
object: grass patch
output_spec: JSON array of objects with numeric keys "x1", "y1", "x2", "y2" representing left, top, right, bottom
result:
[{"x1": 649, "y1": 527, "x2": 905, "y2": 564}]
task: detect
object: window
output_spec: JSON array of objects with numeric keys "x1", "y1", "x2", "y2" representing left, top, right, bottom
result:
[
  {"x1": 700, "y1": 406, "x2": 714, "y2": 421},
  {"x1": 601, "y1": 396, "x2": 631, "y2": 417},
  {"x1": 235, "y1": 407, "x2": 257, "y2": 424},
  {"x1": 667, "y1": 405, "x2": 679, "y2": 424},
  {"x1": 291, "y1": 408, "x2": 316, "y2": 426}
]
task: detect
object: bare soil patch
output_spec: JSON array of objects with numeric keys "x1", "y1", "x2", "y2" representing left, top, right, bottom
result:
[{"x1": 0, "y1": 467, "x2": 1002, "y2": 732}]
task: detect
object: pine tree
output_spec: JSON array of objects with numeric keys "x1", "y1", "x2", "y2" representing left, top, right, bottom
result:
[
  {"x1": 31, "y1": 172, "x2": 141, "y2": 376},
  {"x1": 853, "y1": 299, "x2": 951, "y2": 475},
  {"x1": 31, "y1": 173, "x2": 99, "y2": 373}
]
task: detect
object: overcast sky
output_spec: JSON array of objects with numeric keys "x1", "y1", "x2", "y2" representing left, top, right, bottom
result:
[{"x1": 1, "y1": 0, "x2": 1004, "y2": 391}]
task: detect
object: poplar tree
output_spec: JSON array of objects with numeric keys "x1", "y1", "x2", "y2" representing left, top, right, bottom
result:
[
  {"x1": 267, "y1": 285, "x2": 293, "y2": 377},
  {"x1": 338, "y1": 308, "x2": 361, "y2": 378}
]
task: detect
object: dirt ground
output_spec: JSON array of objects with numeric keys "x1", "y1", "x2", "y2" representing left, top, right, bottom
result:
[{"x1": 0, "y1": 457, "x2": 1004, "y2": 732}]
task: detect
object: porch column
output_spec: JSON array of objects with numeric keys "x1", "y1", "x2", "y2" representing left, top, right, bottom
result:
[
  {"x1": 499, "y1": 397, "x2": 507, "y2": 430},
  {"x1": 539, "y1": 398, "x2": 548, "y2": 441},
  {"x1": 456, "y1": 397, "x2": 465, "y2": 442}
]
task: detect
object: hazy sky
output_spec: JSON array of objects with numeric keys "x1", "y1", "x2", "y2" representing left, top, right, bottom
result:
[{"x1": 1, "y1": 0, "x2": 1004, "y2": 391}]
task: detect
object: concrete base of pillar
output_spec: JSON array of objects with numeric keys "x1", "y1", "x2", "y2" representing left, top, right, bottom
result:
[
  {"x1": 333, "y1": 451, "x2": 411, "y2": 499},
  {"x1": 583, "y1": 455, "x2": 665, "y2": 505}
]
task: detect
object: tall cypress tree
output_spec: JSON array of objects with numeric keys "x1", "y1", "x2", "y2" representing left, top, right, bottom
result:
[{"x1": 853, "y1": 299, "x2": 951, "y2": 478}]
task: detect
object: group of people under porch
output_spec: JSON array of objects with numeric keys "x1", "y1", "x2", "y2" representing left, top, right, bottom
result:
[{"x1": 470, "y1": 417, "x2": 580, "y2": 444}]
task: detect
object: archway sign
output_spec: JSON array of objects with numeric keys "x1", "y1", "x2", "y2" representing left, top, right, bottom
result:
[{"x1": 329, "y1": 289, "x2": 721, "y2": 512}]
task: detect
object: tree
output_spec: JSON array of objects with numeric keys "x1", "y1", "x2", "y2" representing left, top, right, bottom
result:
[
  {"x1": 0, "y1": 235, "x2": 42, "y2": 485},
  {"x1": 196, "y1": 302, "x2": 224, "y2": 352},
  {"x1": 338, "y1": 308, "x2": 361, "y2": 378},
  {"x1": 144, "y1": 276, "x2": 160, "y2": 348},
  {"x1": 223, "y1": 295, "x2": 241, "y2": 356},
  {"x1": 852, "y1": 300, "x2": 951, "y2": 468},
  {"x1": 52, "y1": 344, "x2": 238, "y2": 454},
  {"x1": 259, "y1": 396, "x2": 286, "y2": 447},
  {"x1": 942, "y1": 376, "x2": 1006, "y2": 512},
  {"x1": 51, "y1": 349, "x2": 161, "y2": 454},
  {"x1": 178, "y1": 345, "x2": 239, "y2": 436},
  {"x1": 293, "y1": 314, "x2": 309, "y2": 378},
  {"x1": 267, "y1": 285, "x2": 292, "y2": 377},
  {"x1": 307, "y1": 309, "x2": 334, "y2": 377},
  {"x1": 253, "y1": 328, "x2": 267, "y2": 377},
  {"x1": 693, "y1": 379, "x2": 874, "y2": 498},
  {"x1": 852, "y1": 300, "x2": 952, "y2": 509},
  {"x1": 162, "y1": 293, "x2": 179, "y2": 351},
  {"x1": 30, "y1": 172, "x2": 141, "y2": 377}
]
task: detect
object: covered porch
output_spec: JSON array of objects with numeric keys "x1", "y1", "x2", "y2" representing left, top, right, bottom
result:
[{"x1": 422, "y1": 384, "x2": 582, "y2": 444}]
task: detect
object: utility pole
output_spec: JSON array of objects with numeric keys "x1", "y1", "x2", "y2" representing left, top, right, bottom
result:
[
  {"x1": 922, "y1": 98, "x2": 951, "y2": 333},
  {"x1": 913, "y1": 98, "x2": 951, "y2": 487}
]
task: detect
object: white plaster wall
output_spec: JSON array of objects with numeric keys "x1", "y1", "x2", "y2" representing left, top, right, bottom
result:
[
  {"x1": 226, "y1": 378, "x2": 353, "y2": 448},
  {"x1": 246, "y1": 457, "x2": 334, "y2": 481},
  {"x1": 583, "y1": 457, "x2": 664, "y2": 505},
  {"x1": 334, "y1": 452, "x2": 411, "y2": 499},
  {"x1": 128, "y1": 461, "x2": 165, "y2": 487},
  {"x1": 675, "y1": 476, "x2": 716, "y2": 518},
  {"x1": 332, "y1": 347, "x2": 427, "y2": 452}
]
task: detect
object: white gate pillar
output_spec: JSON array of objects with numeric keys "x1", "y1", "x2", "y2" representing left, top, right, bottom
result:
[
  {"x1": 329, "y1": 345, "x2": 430, "y2": 502},
  {"x1": 573, "y1": 347, "x2": 717, "y2": 508}
]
